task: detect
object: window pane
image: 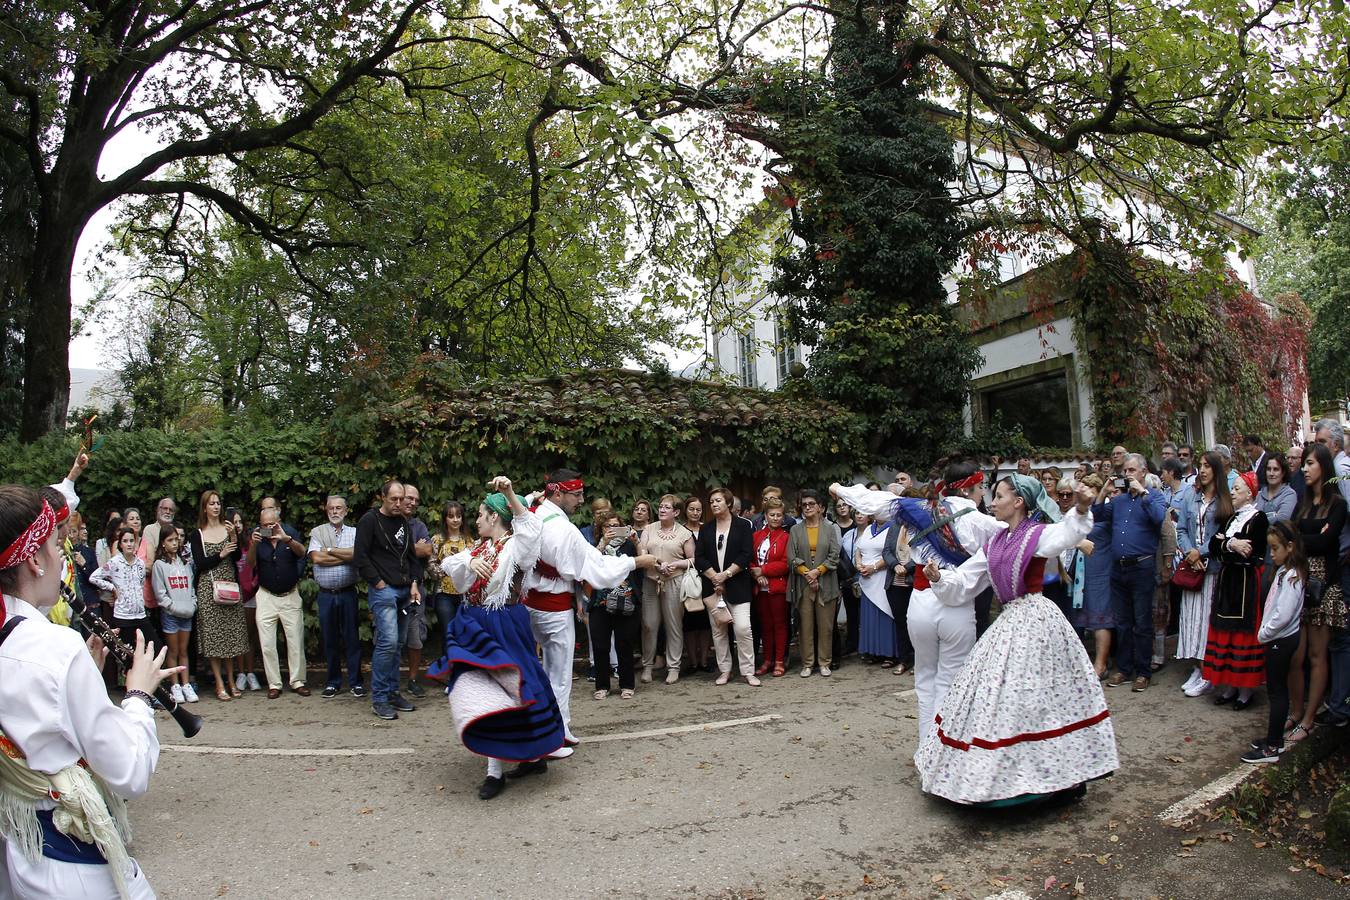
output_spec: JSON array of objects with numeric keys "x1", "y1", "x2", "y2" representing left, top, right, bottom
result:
[{"x1": 983, "y1": 373, "x2": 1071, "y2": 447}]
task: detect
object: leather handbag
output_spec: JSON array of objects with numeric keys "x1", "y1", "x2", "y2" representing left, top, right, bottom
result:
[
  {"x1": 212, "y1": 580, "x2": 243, "y2": 605},
  {"x1": 703, "y1": 594, "x2": 733, "y2": 626},
  {"x1": 1171, "y1": 560, "x2": 1204, "y2": 591},
  {"x1": 681, "y1": 565, "x2": 704, "y2": 612}
]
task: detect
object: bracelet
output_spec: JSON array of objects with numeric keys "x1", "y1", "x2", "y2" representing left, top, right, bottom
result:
[{"x1": 124, "y1": 689, "x2": 155, "y2": 708}]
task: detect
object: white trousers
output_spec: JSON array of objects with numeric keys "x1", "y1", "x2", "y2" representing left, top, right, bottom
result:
[
  {"x1": 641, "y1": 578, "x2": 685, "y2": 670},
  {"x1": 907, "y1": 589, "x2": 977, "y2": 745},
  {"x1": 529, "y1": 608, "x2": 576, "y2": 738},
  {"x1": 1, "y1": 841, "x2": 157, "y2": 899},
  {"x1": 711, "y1": 602, "x2": 755, "y2": 676}
]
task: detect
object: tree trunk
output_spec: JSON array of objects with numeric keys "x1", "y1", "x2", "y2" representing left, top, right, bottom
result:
[{"x1": 19, "y1": 219, "x2": 80, "y2": 441}]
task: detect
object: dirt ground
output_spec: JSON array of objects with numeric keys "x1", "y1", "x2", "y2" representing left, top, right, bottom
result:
[{"x1": 130, "y1": 659, "x2": 1338, "y2": 899}]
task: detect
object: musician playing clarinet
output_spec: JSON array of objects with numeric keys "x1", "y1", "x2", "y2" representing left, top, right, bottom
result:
[{"x1": 0, "y1": 484, "x2": 181, "y2": 898}]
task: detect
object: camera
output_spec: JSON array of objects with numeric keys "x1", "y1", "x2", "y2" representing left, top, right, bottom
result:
[{"x1": 1112, "y1": 476, "x2": 1129, "y2": 490}]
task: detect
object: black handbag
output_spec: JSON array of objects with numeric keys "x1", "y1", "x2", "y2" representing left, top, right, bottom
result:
[{"x1": 1304, "y1": 576, "x2": 1328, "y2": 609}]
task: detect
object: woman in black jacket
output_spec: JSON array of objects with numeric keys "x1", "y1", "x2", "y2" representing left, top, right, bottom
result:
[{"x1": 694, "y1": 487, "x2": 758, "y2": 686}]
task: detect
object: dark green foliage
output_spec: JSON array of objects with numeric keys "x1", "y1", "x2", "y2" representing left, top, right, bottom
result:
[{"x1": 761, "y1": 9, "x2": 979, "y2": 462}]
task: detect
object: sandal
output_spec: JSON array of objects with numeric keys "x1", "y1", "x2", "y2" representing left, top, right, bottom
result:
[
  {"x1": 1285, "y1": 722, "x2": 1311, "y2": 743},
  {"x1": 215, "y1": 688, "x2": 232, "y2": 702},
  {"x1": 593, "y1": 689, "x2": 609, "y2": 700},
  {"x1": 620, "y1": 689, "x2": 634, "y2": 700},
  {"x1": 229, "y1": 686, "x2": 242, "y2": 698},
  {"x1": 772, "y1": 665, "x2": 786, "y2": 677},
  {"x1": 893, "y1": 664, "x2": 909, "y2": 676}
]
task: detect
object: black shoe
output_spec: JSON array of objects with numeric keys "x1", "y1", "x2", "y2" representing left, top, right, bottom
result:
[
  {"x1": 350, "y1": 684, "x2": 367, "y2": 699},
  {"x1": 478, "y1": 776, "x2": 506, "y2": 800},
  {"x1": 372, "y1": 702, "x2": 398, "y2": 720},
  {"x1": 1249, "y1": 736, "x2": 1286, "y2": 752},
  {"x1": 405, "y1": 680, "x2": 427, "y2": 698},
  {"x1": 585, "y1": 665, "x2": 595, "y2": 682},
  {"x1": 389, "y1": 693, "x2": 415, "y2": 712},
  {"x1": 1231, "y1": 694, "x2": 1255, "y2": 711},
  {"x1": 1214, "y1": 691, "x2": 1234, "y2": 706},
  {"x1": 1241, "y1": 744, "x2": 1280, "y2": 764},
  {"x1": 1314, "y1": 709, "x2": 1349, "y2": 727},
  {"x1": 322, "y1": 686, "x2": 339, "y2": 699},
  {"x1": 505, "y1": 760, "x2": 548, "y2": 779}
]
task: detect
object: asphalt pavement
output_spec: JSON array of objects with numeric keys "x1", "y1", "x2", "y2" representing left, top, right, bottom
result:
[{"x1": 130, "y1": 658, "x2": 1331, "y2": 899}]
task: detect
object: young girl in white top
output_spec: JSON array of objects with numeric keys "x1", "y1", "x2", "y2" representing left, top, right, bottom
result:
[
  {"x1": 90, "y1": 525, "x2": 153, "y2": 649},
  {"x1": 152, "y1": 528, "x2": 198, "y2": 703},
  {"x1": 1243, "y1": 520, "x2": 1307, "y2": 764}
]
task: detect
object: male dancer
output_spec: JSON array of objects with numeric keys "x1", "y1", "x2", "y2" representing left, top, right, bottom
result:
[
  {"x1": 832, "y1": 460, "x2": 1003, "y2": 747},
  {"x1": 518, "y1": 470, "x2": 656, "y2": 767}
]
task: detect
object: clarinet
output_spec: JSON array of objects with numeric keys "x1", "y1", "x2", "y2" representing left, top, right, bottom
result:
[{"x1": 68, "y1": 594, "x2": 204, "y2": 738}]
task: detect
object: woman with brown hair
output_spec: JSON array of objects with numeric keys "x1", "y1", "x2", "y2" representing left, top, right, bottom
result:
[
  {"x1": 188, "y1": 489, "x2": 246, "y2": 701},
  {"x1": 1176, "y1": 451, "x2": 1231, "y2": 697},
  {"x1": 694, "y1": 487, "x2": 758, "y2": 686},
  {"x1": 638, "y1": 494, "x2": 695, "y2": 684},
  {"x1": 681, "y1": 495, "x2": 712, "y2": 671}
]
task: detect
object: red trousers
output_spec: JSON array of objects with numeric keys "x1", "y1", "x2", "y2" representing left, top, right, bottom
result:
[{"x1": 755, "y1": 592, "x2": 789, "y2": 666}]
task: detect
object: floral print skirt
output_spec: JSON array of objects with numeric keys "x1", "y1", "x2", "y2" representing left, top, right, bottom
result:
[{"x1": 915, "y1": 593, "x2": 1119, "y2": 804}]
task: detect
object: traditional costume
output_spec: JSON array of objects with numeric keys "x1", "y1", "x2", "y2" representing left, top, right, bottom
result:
[
  {"x1": 836, "y1": 480, "x2": 1004, "y2": 746},
  {"x1": 1201, "y1": 473, "x2": 1267, "y2": 691},
  {"x1": 0, "y1": 501, "x2": 160, "y2": 898},
  {"x1": 919, "y1": 476, "x2": 1118, "y2": 805},
  {"x1": 523, "y1": 480, "x2": 638, "y2": 742},
  {"x1": 855, "y1": 520, "x2": 899, "y2": 661},
  {"x1": 427, "y1": 496, "x2": 566, "y2": 793}
]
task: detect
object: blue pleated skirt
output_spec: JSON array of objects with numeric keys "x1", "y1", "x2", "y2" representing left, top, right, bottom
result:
[
  {"x1": 428, "y1": 604, "x2": 565, "y2": 762},
  {"x1": 858, "y1": 598, "x2": 900, "y2": 658}
]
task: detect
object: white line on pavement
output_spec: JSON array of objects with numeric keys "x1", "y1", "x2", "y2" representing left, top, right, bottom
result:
[
  {"x1": 1157, "y1": 764, "x2": 1259, "y2": 824},
  {"x1": 162, "y1": 745, "x2": 415, "y2": 757},
  {"x1": 984, "y1": 891, "x2": 1034, "y2": 900},
  {"x1": 581, "y1": 714, "x2": 781, "y2": 743}
]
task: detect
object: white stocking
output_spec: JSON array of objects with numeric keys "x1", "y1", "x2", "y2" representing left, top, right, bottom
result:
[{"x1": 487, "y1": 758, "x2": 504, "y2": 779}]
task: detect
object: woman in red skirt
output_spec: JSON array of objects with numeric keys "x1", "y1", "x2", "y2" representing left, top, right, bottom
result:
[{"x1": 1204, "y1": 470, "x2": 1267, "y2": 709}]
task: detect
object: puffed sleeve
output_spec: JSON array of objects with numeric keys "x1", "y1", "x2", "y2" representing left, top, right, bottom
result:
[
  {"x1": 441, "y1": 545, "x2": 478, "y2": 594},
  {"x1": 833, "y1": 485, "x2": 896, "y2": 521},
  {"x1": 59, "y1": 644, "x2": 159, "y2": 798},
  {"x1": 928, "y1": 549, "x2": 991, "y2": 607},
  {"x1": 1032, "y1": 507, "x2": 1094, "y2": 559}
]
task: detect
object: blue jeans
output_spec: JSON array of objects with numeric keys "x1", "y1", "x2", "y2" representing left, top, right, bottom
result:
[
  {"x1": 1110, "y1": 558, "x2": 1155, "y2": 679},
  {"x1": 1327, "y1": 569, "x2": 1350, "y2": 718},
  {"x1": 433, "y1": 592, "x2": 460, "y2": 655},
  {"x1": 317, "y1": 587, "x2": 361, "y2": 690},
  {"x1": 368, "y1": 584, "x2": 408, "y2": 703}
]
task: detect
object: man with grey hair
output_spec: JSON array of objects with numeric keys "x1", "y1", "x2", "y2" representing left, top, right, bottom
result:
[
  {"x1": 309, "y1": 494, "x2": 363, "y2": 698},
  {"x1": 1092, "y1": 452, "x2": 1169, "y2": 692}
]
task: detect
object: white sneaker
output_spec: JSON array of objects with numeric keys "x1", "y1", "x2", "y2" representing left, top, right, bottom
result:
[
  {"x1": 1184, "y1": 678, "x2": 1213, "y2": 697},
  {"x1": 800, "y1": 667, "x2": 813, "y2": 678},
  {"x1": 182, "y1": 684, "x2": 199, "y2": 703},
  {"x1": 234, "y1": 673, "x2": 247, "y2": 692},
  {"x1": 170, "y1": 683, "x2": 184, "y2": 704},
  {"x1": 546, "y1": 746, "x2": 574, "y2": 760},
  {"x1": 820, "y1": 666, "x2": 832, "y2": 677},
  {"x1": 246, "y1": 673, "x2": 261, "y2": 691},
  {"x1": 1180, "y1": 668, "x2": 1200, "y2": 692}
]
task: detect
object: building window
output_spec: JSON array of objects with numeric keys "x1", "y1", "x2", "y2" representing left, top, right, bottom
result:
[
  {"x1": 773, "y1": 317, "x2": 799, "y2": 385},
  {"x1": 737, "y1": 331, "x2": 756, "y2": 388},
  {"x1": 981, "y1": 372, "x2": 1072, "y2": 448}
]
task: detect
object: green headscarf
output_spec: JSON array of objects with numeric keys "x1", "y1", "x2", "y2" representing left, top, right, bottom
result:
[
  {"x1": 1007, "y1": 474, "x2": 1062, "y2": 524},
  {"x1": 483, "y1": 492, "x2": 513, "y2": 524}
]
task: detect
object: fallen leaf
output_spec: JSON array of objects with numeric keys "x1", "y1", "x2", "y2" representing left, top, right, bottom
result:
[
  {"x1": 931, "y1": 873, "x2": 945, "y2": 884},
  {"x1": 308, "y1": 840, "x2": 319, "y2": 848},
  {"x1": 1298, "y1": 809, "x2": 1315, "y2": 820},
  {"x1": 989, "y1": 878, "x2": 1007, "y2": 888},
  {"x1": 215, "y1": 886, "x2": 229, "y2": 898},
  {"x1": 358, "y1": 807, "x2": 373, "y2": 815},
  {"x1": 862, "y1": 874, "x2": 873, "y2": 885},
  {"x1": 1290, "y1": 866, "x2": 1303, "y2": 873},
  {"x1": 1096, "y1": 855, "x2": 1110, "y2": 865},
  {"x1": 1166, "y1": 755, "x2": 1185, "y2": 763},
  {"x1": 1254, "y1": 841, "x2": 1270, "y2": 848},
  {"x1": 1180, "y1": 838, "x2": 1199, "y2": 847},
  {"x1": 1074, "y1": 877, "x2": 1086, "y2": 896},
  {"x1": 1044, "y1": 876, "x2": 1058, "y2": 890}
]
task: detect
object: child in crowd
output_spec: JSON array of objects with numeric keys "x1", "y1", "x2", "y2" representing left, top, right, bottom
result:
[
  {"x1": 91, "y1": 524, "x2": 155, "y2": 652},
  {"x1": 153, "y1": 527, "x2": 200, "y2": 703},
  {"x1": 1243, "y1": 521, "x2": 1307, "y2": 764}
]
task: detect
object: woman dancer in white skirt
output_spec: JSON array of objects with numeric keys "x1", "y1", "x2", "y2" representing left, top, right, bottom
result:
[{"x1": 920, "y1": 474, "x2": 1119, "y2": 806}]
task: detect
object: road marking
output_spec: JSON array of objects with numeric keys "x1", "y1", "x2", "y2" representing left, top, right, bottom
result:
[
  {"x1": 162, "y1": 745, "x2": 415, "y2": 757},
  {"x1": 893, "y1": 689, "x2": 917, "y2": 699},
  {"x1": 582, "y1": 714, "x2": 781, "y2": 743},
  {"x1": 985, "y1": 891, "x2": 1033, "y2": 900},
  {"x1": 1157, "y1": 764, "x2": 1259, "y2": 824}
]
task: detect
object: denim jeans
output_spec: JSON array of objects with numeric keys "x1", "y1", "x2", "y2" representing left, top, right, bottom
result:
[
  {"x1": 1327, "y1": 568, "x2": 1350, "y2": 717},
  {"x1": 317, "y1": 587, "x2": 361, "y2": 690},
  {"x1": 432, "y1": 592, "x2": 460, "y2": 656},
  {"x1": 367, "y1": 584, "x2": 407, "y2": 703},
  {"x1": 1110, "y1": 558, "x2": 1155, "y2": 679}
]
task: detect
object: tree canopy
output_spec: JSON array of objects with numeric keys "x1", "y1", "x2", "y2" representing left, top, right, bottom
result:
[{"x1": 4, "y1": 0, "x2": 1347, "y2": 445}]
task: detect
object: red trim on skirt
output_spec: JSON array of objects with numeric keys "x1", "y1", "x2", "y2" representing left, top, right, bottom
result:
[{"x1": 935, "y1": 708, "x2": 1111, "y2": 752}]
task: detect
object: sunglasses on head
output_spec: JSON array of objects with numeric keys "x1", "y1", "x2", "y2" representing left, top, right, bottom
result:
[{"x1": 717, "y1": 534, "x2": 725, "y2": 549}]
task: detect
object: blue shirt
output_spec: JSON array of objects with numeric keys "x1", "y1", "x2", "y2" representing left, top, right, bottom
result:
[
  {"x1": 253, "y1": 522, "x2": 306, "y2": 593},
  {"x1": 1091, "y1": 488, "x2": 1169, "y2": 560}
]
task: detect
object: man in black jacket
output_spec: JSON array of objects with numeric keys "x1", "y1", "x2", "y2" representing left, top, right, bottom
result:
[{"x1": 353, "y1": 480, "x2": 419, "y2": 720}]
